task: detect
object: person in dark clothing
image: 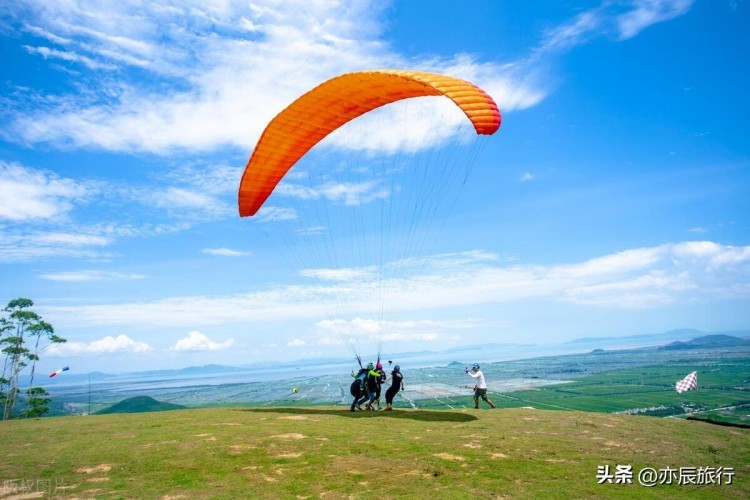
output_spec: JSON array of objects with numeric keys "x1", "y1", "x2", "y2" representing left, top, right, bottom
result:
[
  {"x1": 350, "y1": 379, "x2": 368, "y2": 411},
  {"x1": 350, "y1": 364, "x2": 370, "y2": 411},
  {"x1": 384, "y1": 365, "x2": 404, "y2": 411},
  {"x1": 373, "y1": 361, "x2": 386, "y2": 410}
]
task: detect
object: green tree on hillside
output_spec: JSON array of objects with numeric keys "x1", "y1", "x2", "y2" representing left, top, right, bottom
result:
[{"x1": 0, "y1": 298, "x2": 65, "y2": 420}]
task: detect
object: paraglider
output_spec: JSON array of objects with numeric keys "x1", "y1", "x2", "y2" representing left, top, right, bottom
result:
[
  {"x1": 238, "y1": 69, "x2": 502, "y2": 375},
  {"x1": 49, "y1": 366, "x2": 69, "y2": 378},
  {"x1": 238, "y1": 69, "x2": 501, "y2": 216}
]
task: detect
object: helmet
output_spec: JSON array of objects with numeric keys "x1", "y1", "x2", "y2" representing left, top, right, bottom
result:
[
  {"x1": 472, "y1": 363, "x2": 480, "y2": 370},
  {"x1": 366, "y1": 362, "x2": 374, "y2": 370},
  {"x1": 376, "y1": 362, "x2": 383, "y2": 370},
  {"x1": 394, "y1": 365, "x2": 400, "y2": 372}
]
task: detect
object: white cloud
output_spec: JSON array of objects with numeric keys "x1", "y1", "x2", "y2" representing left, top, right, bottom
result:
[
  {"x1": 0, "y1": 162, "x2": 89, "y2": 222},
  {"x1": 287, "y1": 339, "x2": 306, "y2": 347},
  {"x1": 1, "y1": 1, "x2": 695, "y2": 158},
  {"x1": 39, "y1": 270, "x2": 146, "y2": 281},
  {"x1": 47, "y1": 334, "x2": 153, "y2": 355},
  {"x1": 315, "y1": 317, "x2": 479, "y2": 345},
  {"x1": 1, "y1": 1, "x2": 545, "y2": 155},
  {"x1": 300, "y1": 267, "x2": 375, "y2": 282},
  {"x1": 202, "y1": 248, "x2": 250, "y2": 257},
  {"x1": 520, "y1": 172, "x2": 535, "y2": 182},
  {"x1": 277, "y1": 180, "x2": 390, "y2": 206},
  {"x1": 171, "y1": 331, "x2": 234, "y2": 352},
  {"x1": 40, "y1": 241, "x2": 750, "y2": 330},
  {"x1": 254, "y1": 206, "x2": 297, "y2": 223}
]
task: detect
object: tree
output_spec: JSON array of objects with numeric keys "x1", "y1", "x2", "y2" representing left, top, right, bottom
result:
[
  {"x1": 1, "y1": 298, "x2": 64, "y2": 420},
  {"x1": 25, "y1": 387, "x2": 52, "y2": 418}
]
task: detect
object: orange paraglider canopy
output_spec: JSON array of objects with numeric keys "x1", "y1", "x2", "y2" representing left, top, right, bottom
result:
[{"x1": 238, "y1": 70, "x2": 501, "y2": 217}]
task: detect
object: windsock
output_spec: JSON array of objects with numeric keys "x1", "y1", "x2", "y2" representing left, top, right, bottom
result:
[{"x1": 49, "y1": 366, "x2": 70, "y2": 378}]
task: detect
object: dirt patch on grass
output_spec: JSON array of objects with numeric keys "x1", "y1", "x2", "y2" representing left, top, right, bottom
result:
[
  {"x1": 76, "y1": 464, "x2": 112, "y2": 474},
  {"x1": 271, "y1": 433, "x2": 307, "y2": 439},
  {"x1": 463, "y1": 443, "x2": 482, "y2": 449},
  {"x1": 86, "y1": 477, "x2": 110, "y2": 483},
  {"x1": 274, "y1": 453, "x2": 303, "y2": 458},
  {"x1": 491, "y1": 453, "x2": 508, "y2": 459},
  {"x1": 278, "y1": 415, "x2": 312, "y2": 420},
  {"x1": 227, "y1": 444, "x2": 258, "y2": 455},
  {"x1": 4, "y1": 492, "x2": 47, "y2": 499},
  {"x1": 433, "y1": 453, "x2": 465, "y2": 461}
]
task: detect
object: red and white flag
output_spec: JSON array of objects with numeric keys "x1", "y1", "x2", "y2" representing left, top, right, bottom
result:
[{"x1": 675, "y1": 371, "x2": 698, "y2": 394}]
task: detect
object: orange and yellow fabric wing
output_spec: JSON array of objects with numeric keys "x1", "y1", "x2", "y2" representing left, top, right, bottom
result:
[{"x1": 238, "y1": 70, "x2": 501, "y2": 217}]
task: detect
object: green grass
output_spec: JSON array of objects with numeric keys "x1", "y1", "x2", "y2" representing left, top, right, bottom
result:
[{"x1": 1, "y1": 406, "x2": 748, "y2": 498}]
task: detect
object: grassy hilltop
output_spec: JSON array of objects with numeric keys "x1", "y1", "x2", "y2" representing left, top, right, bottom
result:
[{"x1": 1, "y1": 406, "x2": 748, "y2": 498}]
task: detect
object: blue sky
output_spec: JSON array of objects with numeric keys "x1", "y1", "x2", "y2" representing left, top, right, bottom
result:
[{"x1": 1, "y1": 0, "x2": 748, "y2": 373}]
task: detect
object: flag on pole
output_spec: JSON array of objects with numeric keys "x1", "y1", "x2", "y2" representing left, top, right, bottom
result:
[
  {"x1": 49, "y1": 366, "x2": 70, "y2": 378},
  {"x1": 675, "y1": 371, "x2": 698, "y2": 393}
]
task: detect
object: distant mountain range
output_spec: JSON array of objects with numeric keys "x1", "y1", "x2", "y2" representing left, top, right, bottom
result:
[
  {"x1": 566, "y1": 328, "x2": 750, "y2": 346},
  {"x1": 37, "y1": 329, "x2": 750, "y2": 381},
  {"x1": 659, "y1": 334, "x2": 750, "y2": 350},
  {"x1": 95, "y1": 396, "x2": 185, "y2": 415}
]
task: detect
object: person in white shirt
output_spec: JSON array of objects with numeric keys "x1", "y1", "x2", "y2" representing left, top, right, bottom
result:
[{"x1": 466, "y1": 363, "x2": 496, "y2": 409}]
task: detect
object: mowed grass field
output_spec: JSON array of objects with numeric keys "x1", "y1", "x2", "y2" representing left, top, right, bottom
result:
[{"x1": 1, "y1": 406, "x2": 748, "y2": 499}]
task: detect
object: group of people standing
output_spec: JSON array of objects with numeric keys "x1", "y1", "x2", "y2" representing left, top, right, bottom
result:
[
  {"x1": 350, "y1": 361, "x2": 404, "y2": 411},
  {"x1": 349, "y1": 361, "x2": 495, "y2": 411},
  {"x1": 350, "y1": 361, "x2": 495, "y2": 411}
]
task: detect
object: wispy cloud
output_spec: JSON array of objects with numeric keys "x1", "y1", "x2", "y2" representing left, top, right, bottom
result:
[
  {"x1": 277, "y1": 180, "x2": 390, "y2": 206},
  {"x1": 2, "y1": 1, "x2": 695, "y2": 157},
  {"x1": 254, "y1": 206, "x2": 297, "y2": 223},
  {"x1": 537, "y1": 0, "x2": 695, "y2": 54},
  {"x1": 0, "y1": 229, "x2": 114, "y2": 262},
  {"x1": 616, "y1": 0, "x2": 694, "y2": 40},
  {"x1": 24, "y1": 45, "x2": 117, "y2": 70},
  {"x1": 39, "y1": 270, "x2": 146, "y2": 281},
  {"x1": 1, "y1": 1, "x2": 549, "y2": 155},
  {"x1": 300, "y1": 267, "x2": 375, "y2": 282},
  {"x1": 202, "y1": 248, "x2": 250, "y2": 257},
  {"x1": 40, "y1": 241, "x2": 750, "y2": 331},
  {"x1": 315, "y1": 317, "x2": 480, "y2": 345},
  {"x1": 170, "y1": 331, "x2": 234, "y2": 352}
]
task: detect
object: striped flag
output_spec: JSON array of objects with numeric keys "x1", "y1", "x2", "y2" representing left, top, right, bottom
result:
[
  {"x1": 49, "y1": 366, "x2": 70, "y2": 378},
  {"x1": 675, "y1": 371, "x2": 698, "y2": 394}
]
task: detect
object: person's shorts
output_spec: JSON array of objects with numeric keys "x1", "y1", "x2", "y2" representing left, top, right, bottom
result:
[{"x1": 474, "y1": 388, "x2": 488, "y2": 399}]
